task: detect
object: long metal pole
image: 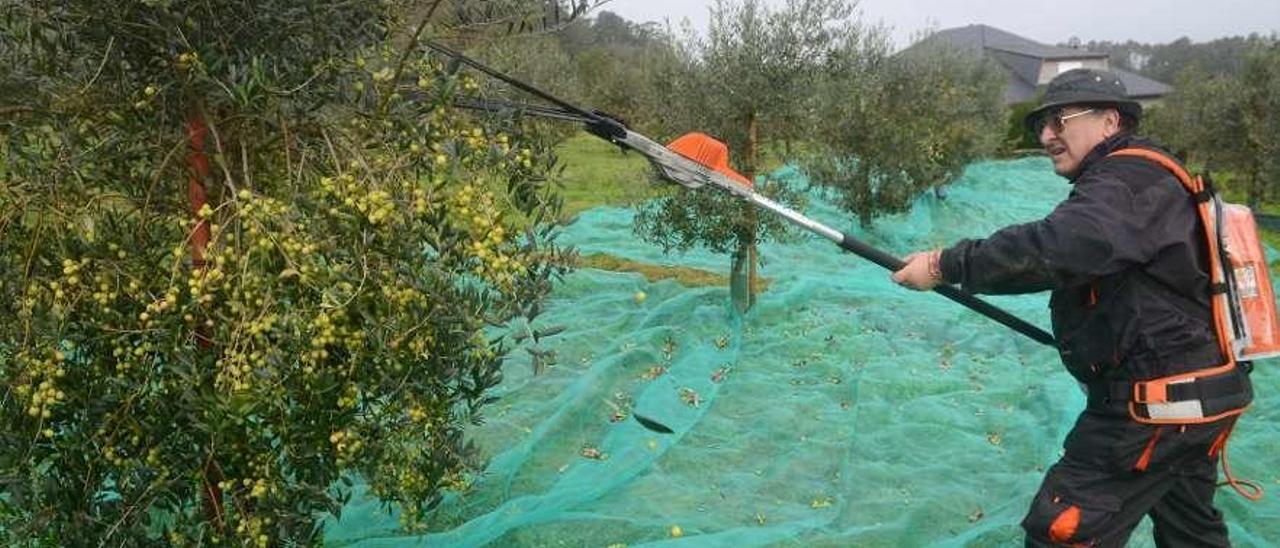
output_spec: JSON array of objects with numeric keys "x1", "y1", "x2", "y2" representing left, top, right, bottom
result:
[{"x1": 615, "y1": 129, "x2": 1057, "y2": 347}]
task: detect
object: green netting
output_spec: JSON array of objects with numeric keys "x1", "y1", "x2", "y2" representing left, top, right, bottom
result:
[{"x1": 326, "y1": 157, "x2": 1280, "y2": 547}]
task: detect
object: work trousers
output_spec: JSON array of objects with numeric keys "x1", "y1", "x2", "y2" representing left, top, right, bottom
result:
[{"x1": 1021, "y1": 411, "x2": 1234, "y2": 547}]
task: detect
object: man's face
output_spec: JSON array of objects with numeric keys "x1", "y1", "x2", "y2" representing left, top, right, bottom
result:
[{"x1": 1037, "y1": 106, "x2": 1119, "y2": 177}]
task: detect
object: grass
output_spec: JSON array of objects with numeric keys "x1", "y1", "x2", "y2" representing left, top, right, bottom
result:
[
  {"x1": 550, "y1": 132, "x2": 666, "y2": 219},
  {"x1": 548, "y1": 131, "x2": 795, "y2": 218}
]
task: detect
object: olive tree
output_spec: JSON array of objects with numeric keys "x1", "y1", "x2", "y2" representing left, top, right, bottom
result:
[
  {"x1": 0, "y1": 0, "x2": 578, "y2": 544},
  {"x1": 803, "y1": 36, "x2": 1007, "y2": 226},
  {"x1": 632, "y1": 0, "x2": 863, "y2": 312}
]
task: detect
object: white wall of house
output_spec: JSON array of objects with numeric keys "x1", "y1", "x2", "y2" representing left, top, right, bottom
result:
[{"x1": 1037, "y1": 58, "x2": 1110, "y2": 84}]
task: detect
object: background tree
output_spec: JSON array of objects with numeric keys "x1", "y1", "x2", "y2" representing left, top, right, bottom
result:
[
  {"x1": 1238, "y1": 44, "x2": 1280, "y2": 207},
  {"x1": 1084, "y1": 34, "x2": 1277, "y2": 81},
  {"x1": 804, "y1": 36, "x2": 1007, "y2": 226},
  {"x1": 1146, "y1": 43, "x2": 1280, "y2": 207},
  {"x1": 632, "y1": 0, "x2": 862, "y2": 312},
  {"x1": 0, "y1": 0, "x2": 583, "y2": 544},
  {"x1": 1145, "y1": 66, "x2": 1243, "y2": 168},
  {"x1": 558, "y1": 12, "x2": 682, "y2": 129},
  {"x1": 470, "y1": 32, "x2": 586, "y2": 143}
]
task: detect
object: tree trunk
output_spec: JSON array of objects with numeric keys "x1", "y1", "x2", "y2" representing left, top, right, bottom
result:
[
  {"x1": 731, "y1": 111, "x2": 762, "y2": 315},
  {"x1": 1249, "y1": 170, "x2": 1263, "y2": 210},
  {"x1": 747, "y1": 112, "x2": 760, "y2": 304}
]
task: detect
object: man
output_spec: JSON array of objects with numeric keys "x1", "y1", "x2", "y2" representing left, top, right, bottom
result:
[{"x1": 892, "y1": 68, "x2": 1254, "y2": 546}]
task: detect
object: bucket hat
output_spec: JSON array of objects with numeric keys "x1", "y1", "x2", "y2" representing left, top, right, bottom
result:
[{"x1": 1025, "y1": 68, "x2": 1142, "y2": 131}]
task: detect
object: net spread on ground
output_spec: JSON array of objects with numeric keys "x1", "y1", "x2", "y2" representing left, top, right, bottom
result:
[{"x1": 326, "y1": 157, "x2": 1279, "y2": 547}]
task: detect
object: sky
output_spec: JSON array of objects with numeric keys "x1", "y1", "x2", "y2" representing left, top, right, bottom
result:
[{"x1": 603, "y1": 0, "x2": 1280, "y2": 49}]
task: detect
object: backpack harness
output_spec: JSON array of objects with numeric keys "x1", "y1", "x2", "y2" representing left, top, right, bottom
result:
[{"x1": 1099, "y1": 148, "x2": 1276, "y2": 500}]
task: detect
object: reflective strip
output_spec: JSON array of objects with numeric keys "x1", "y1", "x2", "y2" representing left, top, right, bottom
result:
[
  {"x1": 1145, "y1": 399, "x2": 1206, "y2": 420},
  {"x1": 1142, "y1": 376, "x2": 1208, "y2": 420}
]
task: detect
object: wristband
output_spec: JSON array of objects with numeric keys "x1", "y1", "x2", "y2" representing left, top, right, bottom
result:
[{"x1": 927, "y1": 249, "x2": 942, "y2": 282}]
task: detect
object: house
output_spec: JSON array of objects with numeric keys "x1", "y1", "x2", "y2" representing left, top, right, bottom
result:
[{"x1": 904, "y1": 24, "x2": 1171, "y2": 106}]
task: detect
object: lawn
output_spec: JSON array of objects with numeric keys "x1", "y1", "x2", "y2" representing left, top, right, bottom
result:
[{"x1": 549, "y1": 131, "x2": 667, "y2": 219}]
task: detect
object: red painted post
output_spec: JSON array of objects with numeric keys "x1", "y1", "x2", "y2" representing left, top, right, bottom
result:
[{"x1": 186, "y1": 109, "x2": 225, "y2": 530}]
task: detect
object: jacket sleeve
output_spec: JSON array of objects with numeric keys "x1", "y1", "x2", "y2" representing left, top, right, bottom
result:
[{"x1": 939, "y1": 160, "x2": 1182, "y2": 295}]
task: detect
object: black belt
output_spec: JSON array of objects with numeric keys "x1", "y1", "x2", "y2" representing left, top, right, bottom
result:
[{"x1": 1087, "y1": 362, "x2": 1253, "y2": 419}]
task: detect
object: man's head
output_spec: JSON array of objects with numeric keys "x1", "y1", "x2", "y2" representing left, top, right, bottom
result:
[{"x1": 1025, "y1": 69, "x2": 1141, "y2": 177}]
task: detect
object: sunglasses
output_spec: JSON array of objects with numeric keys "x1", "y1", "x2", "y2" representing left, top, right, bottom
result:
[{"x1": 1033, "y1": 108, "x2": 1095, "y2": 134}]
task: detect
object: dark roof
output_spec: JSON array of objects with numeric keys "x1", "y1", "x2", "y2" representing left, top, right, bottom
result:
[
  {"x1": 901, "y1": 24, "x2": 1172, "y2": 103},
  {"x1": 987, "y1": 50, "x2": 1045, "y2": 102},
  {"x1": 921, "y1": 24, "x2": 1109, "y2": 61},
  {"x1": 1113, "y1": 68, "x2": 1173, "y2": 98}
]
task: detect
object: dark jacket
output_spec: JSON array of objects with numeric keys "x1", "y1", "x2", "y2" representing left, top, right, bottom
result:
[{"x1": 939, "y1": 133, "x2": 1223, "y2": 384}]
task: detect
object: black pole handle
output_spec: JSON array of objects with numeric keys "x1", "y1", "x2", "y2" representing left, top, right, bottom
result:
[{"x1": 838, "y1": 234, "x2": 1057, "y2": 346}]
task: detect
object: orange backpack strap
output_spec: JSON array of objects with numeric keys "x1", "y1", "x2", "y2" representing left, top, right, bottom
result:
[
  {"x1": 1108, "y1": 147, "x2": 1230, "y2": 363},
  {"x1": 1107, "y1": 148, "x2": 1204, "y2": 197}
]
